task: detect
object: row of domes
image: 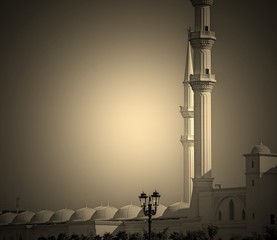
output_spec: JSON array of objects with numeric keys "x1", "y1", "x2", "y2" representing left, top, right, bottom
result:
[
  {"x1": 1, "y1": 143, "x2": 271, "y2": 226},
  {"x1": 0, "y1": 202, "x2": 189, "y2": 226}
]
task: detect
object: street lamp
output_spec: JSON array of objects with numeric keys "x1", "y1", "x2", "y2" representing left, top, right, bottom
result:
[{"x1": 138, "y1": 190, "x2": 161, "y2": 240}]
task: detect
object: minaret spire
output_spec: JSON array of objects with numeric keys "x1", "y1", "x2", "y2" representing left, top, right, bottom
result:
[
  {"x1": 180, "y1": 35, "x2": 194, "y2": 204},
  {"x1": 184, "y1": 36, "x2": 194, "y2": 84}
]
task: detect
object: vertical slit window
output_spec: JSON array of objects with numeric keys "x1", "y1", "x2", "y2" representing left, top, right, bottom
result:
[
  {"x1": 242, "y1": 210, "x2": 246, "y2": 220},
  {"x1": 229, "y1": 200, "x2": 234, "y2": 220},
  {"x1": 218, "y1": 210, "x2": 222, "y2": 221},
  {"x1": 270, "y1": 214, "x2": 275, "y2": 225}
]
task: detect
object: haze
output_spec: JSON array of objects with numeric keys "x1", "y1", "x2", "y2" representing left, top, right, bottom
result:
[{"x1": 0, "y1": 0, "x2": 276, "y2": 211}]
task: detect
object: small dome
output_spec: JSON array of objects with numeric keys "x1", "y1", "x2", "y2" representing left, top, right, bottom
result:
[
  {"x1": 30, "y1": 210, "x2": 54, "y2": 224},
  {"x1": 0, "y1": 212, "x2": 17, "y2": 225},
  {"x1": 162, "y1": 201, "x2": 189, "y2": 218},
  {"x1": 137, "y1": 204, "x2": 166, "y2": 219},
  {"x1": 91, "y1": 206, "x2": 117, "y2": 220},
  {"x1": 13, "y1": 211, "x2": 35, "y2": 225},
  {"x1": 49, "y1": 208, "x2": 74, "y2": 223},
  {"x1": 70, "y1": 207, "x2": 96, "y2": 222},
  {"x1": 251, "y1": 143, "x2": 271, "y2": 154},
  {"x1": 113, "y1": 204, "x2": 141, "y2": 220}
]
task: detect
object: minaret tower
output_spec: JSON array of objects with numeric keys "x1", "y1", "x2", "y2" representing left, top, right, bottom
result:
[
  {"x1": 189, "y1": 0, "x2": 216, "y2": 214},
  {"x1": 180, "y1": 38, "x2": 194, "y2": 204}
]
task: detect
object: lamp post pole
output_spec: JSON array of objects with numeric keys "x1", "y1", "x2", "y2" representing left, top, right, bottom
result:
[{"x1": 139, "y1": 191, "x2": 161, "y2": 240}]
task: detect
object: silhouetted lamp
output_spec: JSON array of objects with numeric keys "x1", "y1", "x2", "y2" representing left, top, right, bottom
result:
[{"x1": 138, "y1": 190, "x2": 161, "y2": 240}]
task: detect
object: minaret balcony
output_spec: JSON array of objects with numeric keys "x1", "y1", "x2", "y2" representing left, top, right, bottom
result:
[
  {"x1": 180, "y1": 106, "x2": 194, "y2": 118},
  {"x1": 190, "y1": 74, "x2": 216, "y2": 82},
  {"x1": 189, "y1": 31, "x2": 216, "y2": 40},
  {"x1": 190, "y1": 0, "x2": 214, "y2": 6},
  {"x1": 180, "y1": 135, "x2": 194, "y2": 145},
  {"x1": 190, "y1": 74, "x2": 216, "y2": 91}
]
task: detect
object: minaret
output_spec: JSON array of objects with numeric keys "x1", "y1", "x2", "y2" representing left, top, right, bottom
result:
[
  {"x1": 180, "y1": 38, "x2": 194, "y2": 204},
  {"x1": 189, "y1": 0, "x2": 216, "y2": 216}
]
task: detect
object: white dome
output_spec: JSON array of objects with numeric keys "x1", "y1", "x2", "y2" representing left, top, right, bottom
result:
[
  {"x1": 91, "y1": 206, "x2": 117, "y2": 220},
  {"x1": 70, "y1": 207, "x2": 96, "y2": 222},
  {"x1": 13, "y1": 211, "x2": 35, "y2": 225},
  {"x1": 30, "y1": 210, "x2": 54, "y2": 224},
  {"x1": 0, "y1": 212, "x2": 17, "y2": 225},
  {"x1": 162, "y1": 201, "x2": 189, "y2": 218},
  {"x1": 137, "y1": 204, "x2": 166, "y2": 219},
  {"x1": 49, "y1": 208, "x2": 74, "y2": 223},
  {"x1": 251, "y1": 143, "x2": 271, "y2": 154},
  {"x1": 113, "y1": 204, "x2": 141, "y2": 220}
]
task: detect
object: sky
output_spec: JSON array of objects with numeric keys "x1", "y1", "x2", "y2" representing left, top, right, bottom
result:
[{"x1": 0, "y1": 0, "x2": 276, "y2": 212}]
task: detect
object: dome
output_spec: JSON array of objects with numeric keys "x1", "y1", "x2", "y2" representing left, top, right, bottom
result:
[
  {"x1": 30, "y1": 210, "x2": 54, "y2": 224},
  {"x1": 113, "y1": 204, "x2": 141, "y2": 220},
  {"x1": 91, "y1": 206, "x2": 117, "y2": 220},
  {"x1": 137, "y1": 204, "x2": 166, "y2": 219},
  {"x1": 0, "y1": 212, "x2": 17, "y2": 225},
  {"x1": 70, "y1": 207, "x2": 96, "y2": 222},
  {"x1": 251, "y1": 143, "x2": 271, "y2": 154},
  {"x1": 12, "y1": 211, "x2": 35, "y2": 225},
  {"x1": 162, "y1": 201, "x2": 189, "y2": 218},
  {"x1": 49, "y1": 208, "x2": 74, "y2": 223}
]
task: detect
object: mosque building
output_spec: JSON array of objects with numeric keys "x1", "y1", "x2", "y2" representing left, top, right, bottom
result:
[{"x1": 0, "y1": 0, "x2": 276, "y2": 239}]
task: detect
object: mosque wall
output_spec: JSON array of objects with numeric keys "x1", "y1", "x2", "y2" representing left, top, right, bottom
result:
[{"x1": 68, "y1": 222, "x2": 96, "y2": 237}]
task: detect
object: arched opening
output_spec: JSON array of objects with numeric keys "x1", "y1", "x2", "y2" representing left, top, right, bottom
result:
[{"x1": 229, "y1": 200, "x2": 234, "y2": 220}]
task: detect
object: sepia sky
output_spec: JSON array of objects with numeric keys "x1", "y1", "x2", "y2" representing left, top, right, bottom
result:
[{"x1": 0, "y1": 0, "x2": 276, "y2": 211}]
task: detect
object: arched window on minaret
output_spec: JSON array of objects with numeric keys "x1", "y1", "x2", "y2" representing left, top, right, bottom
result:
[
  {"x1": 218, "y1": 210, "x2": 222, "y2": 221},
  {"x1": 242, "y1": 209, "x2": 246, "y2": 220},
  {"x1": 229, "y1": 200, "x2": 234, "y2": 220}
]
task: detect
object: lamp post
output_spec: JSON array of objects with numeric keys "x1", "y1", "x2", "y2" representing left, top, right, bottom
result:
[{"x1": 138, "y1": 190, "x2": 161, "y2": 240}]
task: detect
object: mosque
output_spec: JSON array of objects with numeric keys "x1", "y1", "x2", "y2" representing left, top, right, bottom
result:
[{"x1": 0, "y1": 0, "x2": 276, "y2": 239}]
